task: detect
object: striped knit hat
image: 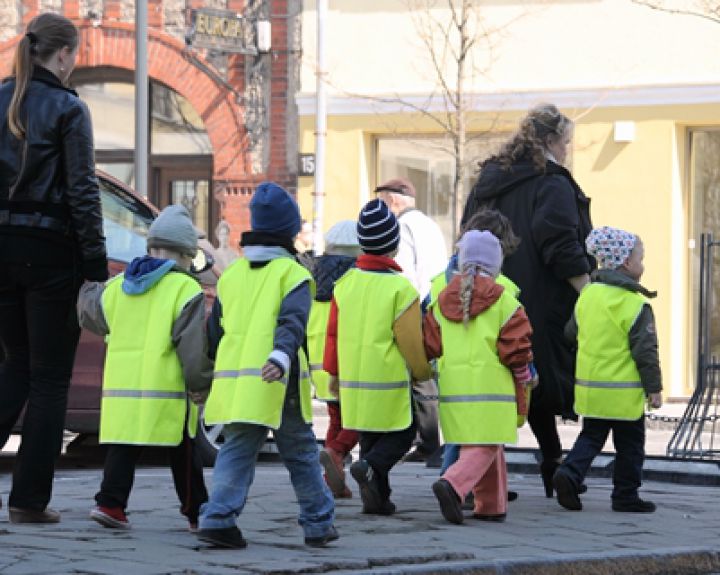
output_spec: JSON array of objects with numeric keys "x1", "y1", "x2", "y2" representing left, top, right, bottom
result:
[{"x1": 356, "y1": 199, "x2": 400, "y2": 255}]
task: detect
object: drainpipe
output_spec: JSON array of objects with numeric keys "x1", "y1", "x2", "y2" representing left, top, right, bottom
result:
[
  {"x1": 312, "y1": 0, "x2": 327, "y2": 255},
  {"x1": 135, "y1": 0, "x2": 149, "y2": 197}
]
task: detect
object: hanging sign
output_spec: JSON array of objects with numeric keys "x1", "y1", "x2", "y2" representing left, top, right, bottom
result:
[{"x1": 188, "y1": 8, "x2": 256, "y2": 54}]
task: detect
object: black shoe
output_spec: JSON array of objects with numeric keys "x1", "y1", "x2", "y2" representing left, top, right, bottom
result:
[
  {"x1": 402, "y1": 449, "x2": 428, "y2": 463},
  {"x1": 540, "y1": 459, "x2": 560, "y2": 498},
  {"x1": 612, "y1": 498, "x2": 656, "y2": 513},
  {"x1": 578, "y1": 483, "x2": 588, "y2": 495},
  {"x1": 350, "y1": 459, "x2": 383, "y2": 513},
  {"x1": 305, "y1": 525, "x2": 340, "y2": 547},
  {"x1": 425, "y1": 448, "x2": 444, "y2": 469},
  {"x1": 461, "y1": 493, "x2": 475, "y2": 511},
  {"x1": 552, "y1": 469, "x2": 582, "y2": 511},
  {"x1": 507, "y1": 490, "x2": 519, "y2": 502},
  {"x1": 432, "y1": 479, "x2": 463, "y2": 524},
  {"x1": 197, "y1": 526, "x2": 248, "y2": 549},
  {"x1": 363, "y1": 499, "x2": 396, "y2": 516}
]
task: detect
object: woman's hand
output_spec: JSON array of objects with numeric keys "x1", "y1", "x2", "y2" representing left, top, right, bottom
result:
[{"x1": 261, "y1": 361, "x2": 283, "y2": 383}]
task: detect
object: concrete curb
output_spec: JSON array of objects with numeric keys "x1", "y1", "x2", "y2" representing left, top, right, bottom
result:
[
  {"x1": 504, "y1": 448, "x2": 720, "y2": 486},
  {"x1": 339, "y1": 548, "x2": 720, "y2": 575}
]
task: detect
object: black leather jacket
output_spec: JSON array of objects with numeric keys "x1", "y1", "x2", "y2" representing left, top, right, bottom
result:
[{"x1": 0, "y1": 67, "x2": 107, "y2": 277}]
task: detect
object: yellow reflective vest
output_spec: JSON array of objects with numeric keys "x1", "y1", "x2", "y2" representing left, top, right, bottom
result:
[
  {"x1": 574, "y1": 283, "x2": 647, "y2": 421},
  {"x1": 432, "y1": 289, "x2": 520, "y2": 444},
  {"x1": 100, "y1": 271, "x2": 200, "y2": 445},
  {"x1": 204, "y1": 257, "x2": 314, "y2": 429},
  {"x1": 307, "y1": 300, "x2": 334, "y2": 401},
  {"x1": 334, "y1": 268, "x2": 418, "y2": 432}
]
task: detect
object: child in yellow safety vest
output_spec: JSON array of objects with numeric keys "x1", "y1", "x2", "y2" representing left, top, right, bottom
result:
[
  {"x1": 324, "y1": 198, "x2": 433, "y2": 515},
  {"x1": 197, "y1": 182, "x2": 337, "y2": 549},
  {"x1": 308, "y1": 220, "x2": 362, "y2": 499},
  {"x1": 424, "y1": 230, "x2": 535, "y2": 524},
  {"x1": 77, "y1": 204, "x2": 213, "y2": 531},
  {"x1": 553, "y1": 226, "x2": 662, "y2": 513}
]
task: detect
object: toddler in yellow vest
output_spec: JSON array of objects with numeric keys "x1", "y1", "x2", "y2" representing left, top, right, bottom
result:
[
  {"x1": 553, "y1": 226, "x2": 662, "y2": 513},
  {"x1": 424, "y1": 230, "x2": 535, "y2": 524},
  {"x1": 324, "y1": 198, "x2": 433, "y2": 515},
  {"x1": 197, "y1": 182, "x2": 337, "y2": 549},
  {"x1": 77, "y1": 204, "x2": 213, "y2": 530}
]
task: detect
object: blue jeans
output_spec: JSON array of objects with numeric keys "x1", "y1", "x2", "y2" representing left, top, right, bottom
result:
[
  {"x1": 440, "y1": 444, "x2": 460, "y2": 475},
  {"x1": 199, "y1": 392, "x2": 335, "y2": 538}
]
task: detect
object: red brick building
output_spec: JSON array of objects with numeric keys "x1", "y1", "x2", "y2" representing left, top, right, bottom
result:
[{"x1": 0, "y1": 0, "x2": 302, "y2": 246}]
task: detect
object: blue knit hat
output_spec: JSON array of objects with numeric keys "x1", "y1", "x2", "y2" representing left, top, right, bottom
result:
[
  {"x1": 356, "y1": 199, "x2": 400, "y2": 255},
  {"x1": 250, "y1": 181, "x2": 302, "y2": 238}
]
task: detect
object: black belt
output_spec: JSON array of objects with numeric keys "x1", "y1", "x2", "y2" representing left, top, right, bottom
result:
[{"x1": 0, "y1": 210, "x2": 70, "y2": 234}]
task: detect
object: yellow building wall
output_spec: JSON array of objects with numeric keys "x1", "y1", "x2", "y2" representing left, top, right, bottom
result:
[{"x1": 298, "y1": 103, "x2": 720, "y2": 398}]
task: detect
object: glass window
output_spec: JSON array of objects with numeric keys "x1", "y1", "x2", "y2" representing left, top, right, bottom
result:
[
  {"x1": 690, "y1": 129, "x2": 720, "y2": 362},
  {"x1": 75, "y1": 80, "x2": 211, "y2": 155},
  {"x1": 171, "y1": 179, "x2": 210, "y2": 235},
  {"x1": 377, "y1": 135, "x2": 506, "y2": 245},
  {"x1": 99, "y1": 178, "x2": 154, "y2": 263},
  {"x1": 96, "y1": 162, "x2": 136, "y2": 192}
]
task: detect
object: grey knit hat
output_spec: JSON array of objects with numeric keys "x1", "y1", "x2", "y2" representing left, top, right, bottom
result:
[
  {"x1": 457, "y1": 230, "x2": 502, "y2": 277},
  {"x1": 147, "y1": 204, "x2": 198, "y2": 256},
  {"x1": 324, "y1": 220, "x2": 361, "y2": 256}
]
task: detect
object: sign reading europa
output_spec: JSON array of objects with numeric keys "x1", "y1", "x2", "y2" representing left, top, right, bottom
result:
[{"x1": 189, "y1": 8, "x2": 256, "y2": 54}]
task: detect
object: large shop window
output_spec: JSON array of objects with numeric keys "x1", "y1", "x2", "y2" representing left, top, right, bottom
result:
[
  {"x1": 377, "y1": 135, "x2": 505, "y2": 245},
  {"x1": 690, "y1": 129, "x2": 720, "y2": 362}
]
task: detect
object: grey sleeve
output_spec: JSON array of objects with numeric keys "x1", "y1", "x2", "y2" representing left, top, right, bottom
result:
[
  {"x1": 76, "y1": 281, "x2": 110, "y2": 336},
  {"x1": 629, "y1": 304, "x2": 662, "y2": 394},
  {"x1": 564, "y1": 312, "x2": 578, "y2": 347},
  {"x1": 172, "y1": 293, "x2": 214, "y2": 392},
  {"x1": 268, "y1": 281, "x2": 312, "y2": 374}
]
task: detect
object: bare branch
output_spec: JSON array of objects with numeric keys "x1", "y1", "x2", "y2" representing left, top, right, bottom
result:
[{"x1": 631, "y1": 0, "x2": 720, "y2": 24}]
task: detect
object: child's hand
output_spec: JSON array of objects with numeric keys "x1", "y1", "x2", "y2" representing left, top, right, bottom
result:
[
  {"x1": 648, "y1": 392, "x2": 662, "y2": 409},
  {"x1": 328, "y1": 376, "x2": 339, "y2": 398},
  {"x1": 189, "y1": 390, "x2": 209, "y2": 405},
  {"x1": 261, "y1": 361, "x2": 283, "y2": 383}
]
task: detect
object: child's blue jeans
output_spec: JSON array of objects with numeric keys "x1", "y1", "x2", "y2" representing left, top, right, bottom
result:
[
  {"x1": 440, "y1": 443, "x2": 460, "y2": 474},
  {"x1": 198, "y1": 392, "x2": 335, "y2": 539}
]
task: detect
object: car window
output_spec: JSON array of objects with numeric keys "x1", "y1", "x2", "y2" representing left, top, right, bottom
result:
[{"x1": 100, "y1": 179, "x2": 154, "y2": 264}]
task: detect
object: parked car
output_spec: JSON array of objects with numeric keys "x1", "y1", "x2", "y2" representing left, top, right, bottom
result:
[{"x1": 62, "y1": 171, "x2": 222, "y2": 464}]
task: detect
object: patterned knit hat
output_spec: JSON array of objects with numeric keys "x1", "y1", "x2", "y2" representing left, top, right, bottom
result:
[
  {"x1": 356, "y1": 199, "x2": 400, "y2": 255},
  {"x1": 457, "y1": 230, "x2": 502, "y2": 277},
  {"x1": 585, "y1": 226, "x2": 637, "y2": 270}
]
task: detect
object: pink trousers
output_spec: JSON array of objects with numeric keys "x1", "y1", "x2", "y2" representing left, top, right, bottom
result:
[{"x1": 442, "y1": 445, "x2": 507, "y2": 515}]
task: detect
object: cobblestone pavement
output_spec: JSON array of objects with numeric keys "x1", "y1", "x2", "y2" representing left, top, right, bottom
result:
[{"x1": 1, "y1": 461, "x2": 719, "y2": 575}]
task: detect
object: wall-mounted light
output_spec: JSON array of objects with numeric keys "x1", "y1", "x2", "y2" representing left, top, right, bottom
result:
[
  {"x1": 257, "y1": 20, "x2": 271, "y2": 53},
  {"x1": 614, "y1": 121, "x2": 635, "y2": 143}
]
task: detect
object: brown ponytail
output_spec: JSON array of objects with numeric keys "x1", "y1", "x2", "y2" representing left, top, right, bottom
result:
[{"x1": 8, "y1": 13, "x2": 79, "y2": 139}]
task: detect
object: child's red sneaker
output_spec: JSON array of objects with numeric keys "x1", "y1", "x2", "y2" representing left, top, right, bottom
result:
[{"x1": 90, "y1": 505, "x2": 130, "y2": 529}]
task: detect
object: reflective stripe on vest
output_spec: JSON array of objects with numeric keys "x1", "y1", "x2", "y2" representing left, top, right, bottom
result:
[
  {"x1": 434, "y1": 289, "x2": 520, "y2": 445},
  {"x1": 204, "y1": 257, "x2": 314, "y2": 429},
  {"x1": 307, "y1": 300, "x2": 334, "y2": 400},
  {"x1": 100, "y1": 271, "x2": 201, "y2": 445},
  {"x1": 574, "y1": 283, "x2": 646, "y2": 421},
  {"x1": 334, "y1": 268, "x2": 418, "y2": 432}
]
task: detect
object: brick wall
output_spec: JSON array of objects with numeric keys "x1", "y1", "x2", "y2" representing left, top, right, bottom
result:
[{"x1": 0, "y1": 0, "x2": 300, "y2": 244}]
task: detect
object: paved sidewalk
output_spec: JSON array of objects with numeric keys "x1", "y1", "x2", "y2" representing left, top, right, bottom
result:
[{"x1": 1, "y1": 462, "x2": 719, "y2": 575}]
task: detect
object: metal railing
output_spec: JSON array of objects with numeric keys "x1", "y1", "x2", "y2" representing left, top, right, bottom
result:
[{"x1": 667, "y1": 233, "x2": 720, "y2": 459}]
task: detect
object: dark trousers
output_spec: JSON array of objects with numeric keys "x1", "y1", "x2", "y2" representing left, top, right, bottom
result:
[
  {"x1": 528, "y1": 403, "x2": 563, "y2": 463},
  {"x1": 325, "y1": 401, "x2": 359, "y2": 455},
  {"x1": 360, "y1": 420, "x2": 416, "y2": 500},
  {"x1": 0, "y1": 264, "x2": 81, "y2": 510},
  {"x1": 412, "y1": 379, "x2": 440, "y2": 455},
  {"x1": 95, "y1": 431, "x2": 208, "y2": 523},
  {"x1": 560, "y1": 416, "x2": 645, "y2": 502}
]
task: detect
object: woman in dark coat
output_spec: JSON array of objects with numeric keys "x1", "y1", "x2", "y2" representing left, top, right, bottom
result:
[
  {"x1": 461, "y1": 103, "x2": 594, "y2": 497},
  {"x1": 0, "y1": 13, "x2": 107, "y2": 522}
]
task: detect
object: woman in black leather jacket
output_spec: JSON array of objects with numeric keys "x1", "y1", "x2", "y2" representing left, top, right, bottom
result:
[{"x1": 0, "y1": 13, "x2": 107, "y2": 523}]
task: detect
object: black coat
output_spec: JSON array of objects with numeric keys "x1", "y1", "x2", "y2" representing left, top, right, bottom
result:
[
  {"x1": 0, "y1": 67, "x2": 106, "y2": 277},
  {"x1": 461, "y1": 159, "x2": 595, "y2": 417}
]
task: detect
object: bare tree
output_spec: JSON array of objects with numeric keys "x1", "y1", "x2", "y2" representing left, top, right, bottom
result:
[{"x1": 631, "y1": 0, "x2": 720, "y2": 24}]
